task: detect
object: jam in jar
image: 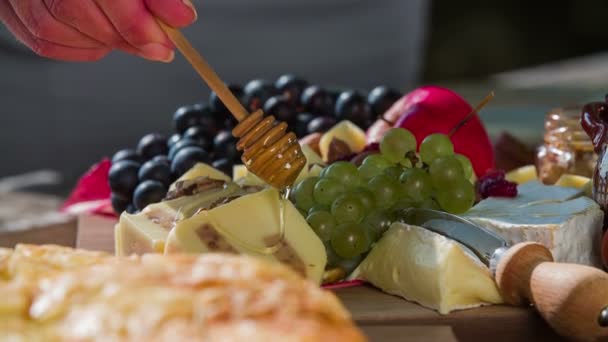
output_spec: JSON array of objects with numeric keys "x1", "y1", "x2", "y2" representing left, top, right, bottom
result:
[
  {"x1": 582, "y1": 98, "x2": 608, "y2": 215},
  {"x1": 537, "y1": 105, "x2": 596, "y2": 184}
]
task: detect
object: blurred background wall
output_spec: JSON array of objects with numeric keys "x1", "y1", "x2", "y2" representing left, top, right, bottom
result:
[{"x1": 1, "y1": 0, "x2": 607, "y2": 194}]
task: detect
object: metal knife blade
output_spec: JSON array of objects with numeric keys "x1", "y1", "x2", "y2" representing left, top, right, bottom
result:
[{"x1": 397, "y1": 208, "x2": 509, "y2": 266}]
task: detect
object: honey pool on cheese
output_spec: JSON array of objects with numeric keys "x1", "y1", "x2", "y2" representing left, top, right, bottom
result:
[
  {"x1": 353, "y1": 223, "x2": 503, "y2": 314},
  {"x1": 165, "y1": 188, "x2": 327, "y2": 284}
]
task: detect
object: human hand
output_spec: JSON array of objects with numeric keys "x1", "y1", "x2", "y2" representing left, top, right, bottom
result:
[{"x1": 0, "y1": 0, "x2": 197, "y2": 62}]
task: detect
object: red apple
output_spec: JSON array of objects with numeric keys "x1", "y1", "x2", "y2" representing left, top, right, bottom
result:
[
  {"x1": 366, "y1": 95, "x2": 412, "y2": 144},
  {"x1": 368, "y1": 86, "x2": 495, "y2": 177}
]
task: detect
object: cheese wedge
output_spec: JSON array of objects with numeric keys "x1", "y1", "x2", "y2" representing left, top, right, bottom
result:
[
  {"x1": 465, "y1": 181, "x2": 603, "y2": 266},
  {"x1": 353, "y1": 223, "x2": 503, "y2": 314},
  {"x1": 169, "y1": 162, "x2": 231, "y2": 191},
  {"x1": 319, "y1": 120, "x2": 366, "y2": 162},
  {"x1": 233, "y1": 165, "x2": 265, "y2": 187},
  {"x1": 115, "y1": 182, "x2": 243, "y2": 256},
  {"x1": 505, "y1": 165, "x2": 538, "y2": 184},
  {"x1": 165, "y1": 188, "x2": 327, "y2": 284},
  {"x1": 555, "y1": 174, "x2": 592, "y2": 193}
]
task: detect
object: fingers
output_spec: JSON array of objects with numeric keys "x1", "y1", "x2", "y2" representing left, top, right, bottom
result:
[
  {"x1": 42, "y1": 0, "x2": 118, "y2": 46},
  {"x1": 6, "y1": 0, "x2": 103, "y2": 49},
  {"x1": 94, "y1": 0, "x2": 178, "y2": 62},
  {"x1": 145, "y1": 0, "x2": 197, "y2": 28},
  {"x1": 0, "y1": 0, "x2": 198, "y2": 62},
  {"x1": 42, "y1": 0, "x2": 141, "y2": 56},
  {"x1": 0, "y1": 0, "x2": 110, "y2": 61}
]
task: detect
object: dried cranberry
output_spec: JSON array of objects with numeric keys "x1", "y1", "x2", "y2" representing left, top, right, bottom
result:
[
  {"x1": 362, "y1": 143, "x2": 380, "y2": 153},
  {"x1": 477, "y1": 170, "x2": 518, "y2": 199}
]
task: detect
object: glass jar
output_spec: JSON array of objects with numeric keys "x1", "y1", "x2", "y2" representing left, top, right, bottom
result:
[{"x1": 536, "y1": 105, "x2": 597, "y2": 184}]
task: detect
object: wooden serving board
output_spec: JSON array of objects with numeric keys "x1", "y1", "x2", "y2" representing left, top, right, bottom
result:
[
  {"x1": 334, "y1": 285, "x2": 563, "y2": 341},
  {"x1": 71, "y1": 215, "x2": 563, "y2": 341}
]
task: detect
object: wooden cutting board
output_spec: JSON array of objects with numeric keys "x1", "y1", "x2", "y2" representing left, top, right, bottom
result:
[
  {"x1": 73, "y1": 215, "x2": 563, "y2": 341},
  {"x1": 334, "y1": 285, "x2": 563, "y2": 341}
]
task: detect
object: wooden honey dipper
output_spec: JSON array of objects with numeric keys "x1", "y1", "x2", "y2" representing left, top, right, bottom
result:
[{"x1": 157, "y1": 21, "x2": 306, "y2": 189}]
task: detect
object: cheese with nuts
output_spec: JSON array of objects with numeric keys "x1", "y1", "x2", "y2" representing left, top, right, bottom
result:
[
  {"x1": 353, "y1": 223, "x2": 503, "y2": 314},
  {"x1": 464, "y1": 181, "x2": 603, "y2": 267},
  {"x1": 115, "y1": 181, "x2": 243, "y2": 256},
  {"x1": 165, "y1": 188, "x2": 327, "y2": 284}
]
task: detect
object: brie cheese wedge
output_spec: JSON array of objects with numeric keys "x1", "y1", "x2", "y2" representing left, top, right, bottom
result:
[
  {"x1": 353, "y1": 222, "x2": 503, "y2": 314},
  {"x1": 464, "y1": 181, "x2": 604, "y2": 267}
]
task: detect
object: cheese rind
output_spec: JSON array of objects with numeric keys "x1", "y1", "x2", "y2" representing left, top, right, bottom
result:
[
  {"x1": 165, "y1": 188, "x2": 327, "y2": 284},
  {"x1": 353, "y1": 223, "x2": 503, "y2": 314},
  {"x1": 169, "y1": 163, "x2": 231, "y2": 191},
  {"x1": 464, "y1": 181, "x2": 603, "y2": 266}
]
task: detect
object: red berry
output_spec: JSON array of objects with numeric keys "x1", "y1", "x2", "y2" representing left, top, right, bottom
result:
[
  {"x1": 362, "y1": 143, "x2": 380, "y2": 153},
  {"x1": 477, "y1": 170, "x2": 517, "y2": 199}
]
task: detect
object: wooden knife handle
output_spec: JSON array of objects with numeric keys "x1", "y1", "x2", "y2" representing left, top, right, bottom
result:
[{"x1": 495, "y1": 242, "x2": 608, "y2": 341}]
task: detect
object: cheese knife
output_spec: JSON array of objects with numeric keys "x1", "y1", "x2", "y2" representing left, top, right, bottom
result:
[{"x1": 399, "y1": 207, "x2": 608, "y2": 342}]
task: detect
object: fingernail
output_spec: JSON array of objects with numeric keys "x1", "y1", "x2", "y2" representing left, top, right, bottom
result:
[
  {"x1": 182, "y1": 0, "x2": 198, "y2": 20},
  {"x1": 139, "y1": 43, "x2": 174, "y2": 62}
]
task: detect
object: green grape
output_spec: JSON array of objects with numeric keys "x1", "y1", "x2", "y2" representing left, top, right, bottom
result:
[
  {"x1": 419, "y1": 133, "x2": 454, "y2": 164},
  {"x1": 429, "y1": 156, "x2": 464, "y2": 187},
  {"x1": 391, "y1": 196, "x2": 416, "y2": 213},
  {"x1": 323, "y1": 241, "x2": 342, "y2": 268},
  {"x1": 331, "y1": 222, "x2": 372, "y2": 259},
  {"x1": 351, "y1": 188, "x2": 376, "y2": 211},
  {"x1": 384, "y1": 166, "x2": 404, "y2": 180},
  {"x1": 298, "y1": 208, "x2": 308, "y2": 218},
  {"x1": 335, "y1": 254, "x2": 364, "y2": 275},
  {"x1": 380, "y1": 128, "x2": 417, "y2": 163},
  {"x1": 308, "y1": 204, "x2": 329, "y2": 216},
  {"x1": 398, "y1": 168, "x2": 433, "y2": 203},
  {"x1": 358, "y1": 162, "x2": 383, "y2": 179},
  {"x1": 362, "y1": 154, "x2": 393, "y2": 169},
  {"x1": 319, "y1": 165, "x2": 329, "y2": 178},
  {"x1": 364, "y1": 209, "x2": 394, "y2": 241},
  {"x1": 292, "y1": 177, "x2": 319, "y2": 212},
  {"x1": 399, "y1": 158, "x2": 413, "y2": 168},
  {"x1": 331, "y1": 194, "x2": 365, "y2": 223},
  {"x1": 455, "y1": 154, "x2": 474, "y2": 180},
  {"x1": 322, "y1": 161, "x2": 362, "y2": 188},
  {"x1": 367, "y1": 174, "x2": 399, "y2": 208},
  {"x1": 419, "y1": 197, "x2": 441, "y2": 210},
  {"x1": 306, "y1": 210, "x2": 335, "y2": 241},
  {"x1": 313, "y1": 178, "x2": 344, "y2": 206},
  {"x1": 436, "y1": 178, "x2": 475, "y2": 214}
]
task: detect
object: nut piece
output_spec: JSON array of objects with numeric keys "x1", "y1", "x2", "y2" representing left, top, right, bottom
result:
[
  {"x1": 326, "y1": 138, "x2": 352, "y2": 164},
  {"x1": 165, "y1": 177, "x2": 227, "y2": 200}
]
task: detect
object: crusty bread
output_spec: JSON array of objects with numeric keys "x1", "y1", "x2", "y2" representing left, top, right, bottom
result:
[{"x1": 0, "y1": 244, "x2": 365, "y2": 342}]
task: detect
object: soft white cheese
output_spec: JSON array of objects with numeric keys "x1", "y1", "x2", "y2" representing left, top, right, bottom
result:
[
  {"x1": 353, "y1": 222, "x2": 503, "y2": 314},
  {"x1": 464, "y1": 181, "x2": 604, "y2": 267}
]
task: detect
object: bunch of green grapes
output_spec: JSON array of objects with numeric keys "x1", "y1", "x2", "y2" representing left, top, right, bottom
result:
[{"x1": 291, "y1": 128, "x2": 475, "y2": 268}]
